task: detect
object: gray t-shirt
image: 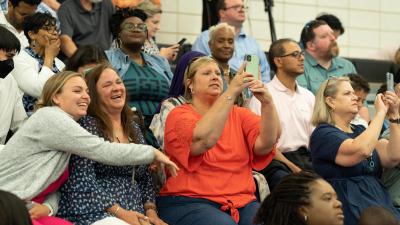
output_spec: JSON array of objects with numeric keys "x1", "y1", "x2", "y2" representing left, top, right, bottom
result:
[{"x1": 58, "y1": 0, "x2": 115, "y2": 50}]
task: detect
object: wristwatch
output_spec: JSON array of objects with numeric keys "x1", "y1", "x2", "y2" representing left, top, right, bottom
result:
[{"x1": 389, "y1": 118, "x2": 400, "y2": 124}]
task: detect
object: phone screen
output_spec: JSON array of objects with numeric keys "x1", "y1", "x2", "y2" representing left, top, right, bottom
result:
[{"x1": 244, "y1": 55, "x2": 260, "y2": 80}]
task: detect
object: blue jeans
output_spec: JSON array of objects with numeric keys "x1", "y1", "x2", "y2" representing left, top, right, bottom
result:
[{"x1": 157, "y1": 196, "x2": 260, "y2": 225}]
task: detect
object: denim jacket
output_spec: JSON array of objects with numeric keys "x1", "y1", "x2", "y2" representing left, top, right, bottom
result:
[{"x1": 105, "y1": 48, "x2": 173, "y2": 84}]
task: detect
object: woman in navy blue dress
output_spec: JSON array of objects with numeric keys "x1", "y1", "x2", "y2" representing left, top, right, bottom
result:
[
  {"x1": 310, "y1": 77, "x2": 400, "y2": 225},
  {"x1": 58, "y1": 64, "x2": 169, "y2": 225}
]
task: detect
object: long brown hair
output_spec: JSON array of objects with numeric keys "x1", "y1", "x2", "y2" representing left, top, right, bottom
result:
[{"x1": 84, "y1": 63, "x2": 141, "y2": 143}]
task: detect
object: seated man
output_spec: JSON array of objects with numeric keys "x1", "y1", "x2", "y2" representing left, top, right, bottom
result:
[
  {"x1": 249, "y1": 38, "x2": 314, "y2": 190},
  {"x1": 316, "y1": 13, "x2": 345, "y2": 56},
  {"x1": 192, "y1": 0, "x2": 270, "y2": 83},
  {"x1": 0, "y1": 26, "x2": 27, "y2": 149},
  {"x1": 297, "y1": 20, "x2": 356, "y2": 94}
]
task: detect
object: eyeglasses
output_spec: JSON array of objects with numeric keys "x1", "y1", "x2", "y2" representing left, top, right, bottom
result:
[
  {"x1": 223, "y1": 4, "x2": 248, "y2": 11},
  {"x1": 121, "y1": 23, "x2": 147, "y2": 32},
  {"x1": 280, "y1": 51, "x2": 305, "y2": 59},
  {"x1": 41, "y1": 26, "x2": 59, "y2": 34}
]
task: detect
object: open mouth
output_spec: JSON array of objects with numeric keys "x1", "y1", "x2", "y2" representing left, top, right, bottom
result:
[
  {"x1": 111, "y1": 94, "x2": 123, "y2": 100},
  {"x1": 78, "y1": 102, "x2": 88, "y2": 107}
]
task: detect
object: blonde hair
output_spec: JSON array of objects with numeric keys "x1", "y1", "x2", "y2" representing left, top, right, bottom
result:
[
  {"x1": 36, "y1": 71, "x2": 84, "y2": 110},
  {"x1": 136, "y1": 0, "x2": 162, "y2": 18},
  {"x1": 183, "y1": 56, "x2": 219, "y2": 100},
  {"x1": 208, "y1": 22, "x2": 235, "y2": 43},
  {"x1": 395, "y1": 47, "x2": 400, "y2": 65},
  {"x1": 311, "y1": 76, "x2": 350, "y2": 126}
]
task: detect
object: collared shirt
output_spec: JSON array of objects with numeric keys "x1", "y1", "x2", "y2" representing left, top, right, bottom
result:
[
  {"x1": 296, "y1": 52, "x2": 357, "y2": 95},
  {"x1": 249, "y1": 76, "x2": 315, "y2": 152},
  {"x1": 105, "y1": 48, "x2": 173, "y2": 83},
  {"x1": 192, "y1": 28, "x2": 271, "y2": 83},
  {"x1": 58, "y1": 0, "x2": 115, "y2": 50},
  {"x1": 0, "y1": 11, "x2": 29, "y2": 48}
]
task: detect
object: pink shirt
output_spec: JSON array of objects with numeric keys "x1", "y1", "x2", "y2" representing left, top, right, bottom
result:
[{"x1": 249, "y1": 76, "x2": 315, "y2": 153}]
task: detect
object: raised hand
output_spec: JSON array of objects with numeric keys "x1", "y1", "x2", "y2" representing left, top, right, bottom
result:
[
  {"x1": 384, "y1": 91, "x2": 400, "y2": 118},
  {"x1": 160, "y1": 44, "x2": 180, "y2": 62},
  {"x1": 228, "y1": 62, "x2": 256, "y2": 96}
]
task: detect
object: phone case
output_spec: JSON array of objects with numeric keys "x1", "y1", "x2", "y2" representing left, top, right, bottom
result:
[{"x1": 245, "y1": 55, "x2": 260, "y2": 80}]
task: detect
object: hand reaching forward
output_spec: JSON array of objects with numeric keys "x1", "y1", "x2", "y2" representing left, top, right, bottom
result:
[{"x1": 153, "y1": 149, "x2": 179, "y2": 177}]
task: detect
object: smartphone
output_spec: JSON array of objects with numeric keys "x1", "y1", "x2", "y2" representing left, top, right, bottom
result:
[
  {"x1": 244, "y1": 55, "x2": 260, "y2": 80},
  {"x1": 177, "y1": 38, "x2": 186, "y2": 46},
  {"x1": 387, "y1": 72, "x2": 394, "y2": 92}
]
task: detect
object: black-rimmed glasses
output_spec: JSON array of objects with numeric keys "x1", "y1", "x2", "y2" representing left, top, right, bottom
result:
[{"x1": 280, "y1": 51, "x2": 305, "y2": 59}]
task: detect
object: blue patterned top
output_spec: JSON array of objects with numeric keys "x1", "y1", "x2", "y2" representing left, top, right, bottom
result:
[
  {"x1": 22, "y1": 47, "x2": 60, "y2": 115},
  {"x1": 57, "y1": 116, "x2": 156, "y2": 225}
]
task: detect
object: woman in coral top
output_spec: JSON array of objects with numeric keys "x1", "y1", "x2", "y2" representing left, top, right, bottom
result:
[{"x1": 157, "y1": 56, "x2": 280, "y2": 225}]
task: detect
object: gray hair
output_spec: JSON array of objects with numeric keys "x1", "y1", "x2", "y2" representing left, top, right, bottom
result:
[{"x1": 208, "y1": 22, "x2": 235, "y2": 43}]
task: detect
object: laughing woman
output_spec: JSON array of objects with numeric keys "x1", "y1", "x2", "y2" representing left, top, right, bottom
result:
[
  {"x1": 58, "y1": 64, "x2": 167, "y2": 225},
  {"x1": 106, "y1": 8, "x2": 173, "y2": 148},
  {"x1": 0, "y1": 71, "x2": 177, "y2": 225}
]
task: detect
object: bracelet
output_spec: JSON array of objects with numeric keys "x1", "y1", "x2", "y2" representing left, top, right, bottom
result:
[
  {"x1": 112, "y1": 205, "x2": 120, "y2": 217},
  {"x1": 389, "y1": 118, "x2": 400, "y2": 124}
]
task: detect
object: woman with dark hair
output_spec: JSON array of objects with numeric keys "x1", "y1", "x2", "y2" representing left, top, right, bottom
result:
[
  {"x1": 0, "y1": 25, "x2": 27, "y2": 148},
  {"x1": 58, "y1": 64, "x2": 167, "y2": 225},
  {"x1": 65, "y1": 45, "x2": 108, "y2": 73},
  {"x1": 254, "y1": 172, "x2": 344, "y2": 225},
  {"x1": 0, "y1": 190, "x2": 33, "y2": 225},
  {"x1": 11, "y1": 12, "x2": 65, "y2": 115},
  {"x1": 106, "y1": 8, "x2": 173, "y2": 148}
]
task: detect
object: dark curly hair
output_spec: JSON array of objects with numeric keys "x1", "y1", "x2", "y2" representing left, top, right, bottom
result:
[
  {"x1": 347, "y1": 73, "x2": 370, "y2": 93},
  {"x1": 65, "y1": 45, "x2": 108, "y2": 72},
  {"x1": 254, "y1": 172, "x2": 323, "y2": 225},
  {"x1": 109, "y1": 8, "x2": 148, "y2": 40},
  {"x1": 23, "y1": 12, "x2": 57, "y2": 44},
  {"x1": 300, "y1": 20, "x2": 327, "y2": 49},
  {"x1": 316, "y1": 13, "x2": 345, "y2": 35}
]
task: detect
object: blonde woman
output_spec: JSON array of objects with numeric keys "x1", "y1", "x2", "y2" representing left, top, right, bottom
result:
[
  {"x1": 0, "y1": 71, "x2": 177, "y2": 224},
  {"x1": 310, "y1": 77, "x2": 400, "y2": 225}
]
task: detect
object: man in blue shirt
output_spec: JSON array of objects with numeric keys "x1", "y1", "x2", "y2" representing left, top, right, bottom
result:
[
  {"x1": 192, "y1": 0, "x2": 271, "y2": 83},
  {"x1": 297, "y1": 20, "x2": 356, "y2": 94}
]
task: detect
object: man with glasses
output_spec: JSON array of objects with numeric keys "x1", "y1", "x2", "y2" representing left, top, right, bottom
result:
[
  {"x1": 297, "y1": 19, "x2": 356, "y2": 95},
  {"x1": 58, "y1": 0, "x2": 115, "y2": 57},
  {"x1": 192, "y1": 0, "x2": 271, "y2": 84},
  {"x1": 249, "y1": 38, "x2": 315, "y2": 190}
]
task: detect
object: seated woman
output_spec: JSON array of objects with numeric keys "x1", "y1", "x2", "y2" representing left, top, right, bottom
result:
[
  {"x1": 64, "y1": 45, "x2": 108, "y2": 73},
  {"x1": 254, "y1": 172, "x2": 344, "y2": 225},
  {"x1": 106, "y1": 8, "x2": 173, "y2": 147},
  {"x1": 0, "y1": 71, "x2": 178, "y2": 225},
  {"x1": 150, "y1": 51, "x2": 206, "y2": 149},
  {"x1": 58, "y1": 64, "x2": 167, "y2": 225},
  {"x1": 137, "y1": 1, "x2": 179, "y2": 62},
  {"x1": 157, "y1": 56, "x2": 280, "y2": 225},
  {"x1": 310, "y1": 77, "x2": 400, "y2": 225},
  {"x1": 11, "y1": 12, "x2": 65, "y2": 115}
]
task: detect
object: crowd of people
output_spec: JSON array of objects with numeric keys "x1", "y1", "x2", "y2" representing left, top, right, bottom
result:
[{"x1": 1, "y1": 0, "x2": 400, "y2": 225}]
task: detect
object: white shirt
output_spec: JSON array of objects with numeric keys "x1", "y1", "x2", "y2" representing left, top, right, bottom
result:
[
  {"x1": 11, "y1": 50, "x2": 65, "y2": 98},
  {"x1": 0, "y1": 11, "x2": 29, "y2": 48},
  {"x1": 249, "y1": 76, "x2": 315, "y2": 153},
  {"x1": 0, "y1": 75, "x2": 27, "y2": 146}
]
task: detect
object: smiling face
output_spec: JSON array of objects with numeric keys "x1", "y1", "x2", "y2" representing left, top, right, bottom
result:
[
  {"x1": 29, "y1": 23, "x2": 59, "y2": 49},
  {"x1": 146, "y1": 13, "x2": 161, "y2": 39},
  {"x1": 209, "y1": 27, "x2": 234, "y2": 63},
  {"x1": 52, "y1": 76, "x2": 90, "y2": 120},
  {"x1": 119, "y1": 16, "x2": 147, "y2": 47},
  {"x1": 189, "y1": 61, "x2": 223, "y2": 101},
  {"x1": 301, "y1": 179, "x2": 344, "y2": 225},
  {"x1": 96, "y1": 68, "x2": 126, "y2": 114}
]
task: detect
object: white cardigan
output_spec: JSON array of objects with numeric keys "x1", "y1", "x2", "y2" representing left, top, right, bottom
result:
[{"x1": 11, "y1": 50, "x2": 65, "y2": 98}]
